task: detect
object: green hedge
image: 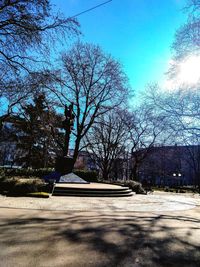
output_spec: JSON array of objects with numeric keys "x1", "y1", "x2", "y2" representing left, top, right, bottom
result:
[
  {"x1": 0, "y1": 167, "x2": 98, "y2": 184},
  {"x1": 0, "y1": 167, "x2": 53, "y2": 178},
  {"x1": 0, "y1": 176, "x2": 48, "y2": 195}
]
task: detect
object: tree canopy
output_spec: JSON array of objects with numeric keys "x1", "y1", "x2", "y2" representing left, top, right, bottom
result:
[
  {"x1": 0, "y1": 0, "x2": 79, "y2": 73},
  {"x1": 49, "y1": 42, "x2": 130, "y2": 164}
]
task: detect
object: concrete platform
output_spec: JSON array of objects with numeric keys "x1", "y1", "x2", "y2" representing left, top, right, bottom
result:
[
  {"x1": 55, "y1": 182, "x2": 129, "y2": 189},
  {"x1": 52, "y1": 182, "x2": 133, "y2": 197}
]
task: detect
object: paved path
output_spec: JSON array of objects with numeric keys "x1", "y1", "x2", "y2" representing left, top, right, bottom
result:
[
  {"x1": 0, "y1": 191, "x2": 199, "y2": 212},
  {"x1": 0, "y1": 192, "x2": 200, "y2": 267}
]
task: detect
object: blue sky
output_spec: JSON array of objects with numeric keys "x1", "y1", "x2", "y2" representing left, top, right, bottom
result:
[{"x1": 53, "y1": 0, "x2": 187, "y2": 93}]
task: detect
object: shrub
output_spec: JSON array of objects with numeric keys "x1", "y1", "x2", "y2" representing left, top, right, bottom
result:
[
  {"x1": 123, "y1": 180, "x2": 145, "y2": 194},
  {"x1": 100, "y1": 179, "x2": 146, "y2": 194},
  {"x1": 164, "y1": 187, "x2": 177, "y2": 192},
  {"x1": 73, "y1": 170, "x2": 98, "y2": 182},
  {"x1": 0, "y1": 176, "x2": 46, "y2": 195},
  {"x1": 0, "y1": 177, "x2": 18, "y2": 193},
  {"x1": 0, "y1": 167, "x2": 99, "y2": 183},
  {"x1": 11, "y1": 178, "x2": 44, "y2": 194},
  {"x1": 0, "y1": 169, "x2": 5, "y2": 179},
  {"x1": 179, "y1": 189, "x2": 186, "y2": 193},
  {"x1": 0, "y1": 167, "x2": 53, "y2": 178}
]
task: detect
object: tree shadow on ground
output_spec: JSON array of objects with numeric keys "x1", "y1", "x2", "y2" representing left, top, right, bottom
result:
[{"x1": 0, "y1": 209, "x2": 200, "y2": 267}]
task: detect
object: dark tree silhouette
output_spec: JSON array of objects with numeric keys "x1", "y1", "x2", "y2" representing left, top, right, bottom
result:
[
  {"x1": 0, "y1": 0, "x2": 79, "y2": 73},
  {"x1": 85, "y1": 110, "x2": 128, "y2": 180},
  {"x1": 14, "y1": 94, "x2": 63, "y2": 168},
  {"x1": 53, "y1": 42, "x2": 130, "y2": 166}
]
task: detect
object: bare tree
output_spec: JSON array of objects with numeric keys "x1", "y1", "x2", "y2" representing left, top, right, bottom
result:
[
  {"x1": 124, "y1": 103, "x2": 167, "y2": 180},
  {"x1": 182, "y1": 137, "x2": 200, "y2": 190},
  {"x1": 145, "y1": 84, "x2": 200, "y2": 188},
  {"x1": 1, "y1": 93, "x2": 65, "y2": 168},
  {"x1": 0, "y1": 70, "x2": 60, "y2": 131},
  {"x1": 176, "y1": 126, "x2": 200, "y2": 190},
  {"x1": 172, "y1": 0, "x2": 200, "y2": 59},
  {"x1": 163, "y1": 0, "x2": 200, "y2": 79},
  {"x1": 85, "y1": 110, "x2": 128, "y2": 180},
  {"x1": 0, "y1": 0, "x2": 79, "y2": 74},
  {"x1": 0, "y1": 0, "x2": 80, "y2": 117},
  {"x1": 51, "y1": 42, "x2": 130, "y2": 165},
  {"x1": 146, "y1": 84, "x2": 200, "y2": 139}
]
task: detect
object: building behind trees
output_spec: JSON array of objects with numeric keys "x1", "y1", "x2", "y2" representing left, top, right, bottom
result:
[{"x1": 134, "y1": 145, "x2": 200, "y2": 187}]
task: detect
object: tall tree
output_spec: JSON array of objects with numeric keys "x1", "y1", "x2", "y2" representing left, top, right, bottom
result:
[
  {"x1": 0, "y1": 71, "x2": 48, "y2": 125},
  {"x1": 172, "y1": 0, "x2": 200, "y2": 59},
  {"x1": 0, "y1": 0, "x2": 80, "y2": 119},
  {"x1": 0, "y1": 0, "x2": 79, "y2": 74},
  {"x1": 182, "y1": 136, "x2": 200, "y2": 190},
  {"x1": 124, "y1": 104, "x2": 167, "y2": 180},
  {"x1": 168, "y1": 0, "x2": 200, "y2": 78},
  {"x1": 15, "y1": 93, "x2": 62, "y2": 168},
  {"x1": 146, "y1": 85, "x2": 200, "y2": 139},
  {"x1": 51, "y1": 42, "x2": 130, "y2": 165},
  {"x1": 0, "y1": 115, "x2": 22, "y2": 166},
  {"x1": 145, "y1": 84, "x2": 200, "y2": 188},
  {"x1": 85, "y1": 110, "x2": 128, "y2": 180}
]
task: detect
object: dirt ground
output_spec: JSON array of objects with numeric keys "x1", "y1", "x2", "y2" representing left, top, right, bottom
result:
[{"x1": 0, "y1": 192, "x2": 200, "y2": 267}]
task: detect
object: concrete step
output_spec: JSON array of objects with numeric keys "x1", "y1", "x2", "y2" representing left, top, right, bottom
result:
[
  {"x1": 52, "y1": 183, "x2": 133, "y2": 197},
  {"x1": 53, "y1": 191, "x2": 133, "y2": 197},
  {"x1": 54, "y1": 185, "x2": 130, "y2": 192},
  {"x1": 53, "y1": 188, "x2": 132, "y2": 194}
]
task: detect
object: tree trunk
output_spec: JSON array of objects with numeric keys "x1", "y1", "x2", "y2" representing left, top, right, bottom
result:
[
  {"x1": 63, "y1": 124, "x2": 71, "y2": 157},
  {"x1": 131, "y1": 163, "x2": 139, "y2": 181},
  {"x1": 102, "y1": 168, "x2": 109, "y2": 180},
  {"x1": 72, "y1": 137, "x2": 81, "y2": 169}
]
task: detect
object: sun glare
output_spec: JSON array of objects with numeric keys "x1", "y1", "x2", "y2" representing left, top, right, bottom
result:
[
  {"x1": 177, "y1": 55, "x2": 200, "y2": 84},
  {"x1": 163, "y1": 55, "x2": 200, "y2": 91}
]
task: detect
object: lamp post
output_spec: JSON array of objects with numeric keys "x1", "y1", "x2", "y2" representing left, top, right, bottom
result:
[
  {"x1": 173, "y1": 172, "x2": 182, "y2": 186},
  {"x1": 173, "y1": 173, "x2": 182, "y2": 177}
]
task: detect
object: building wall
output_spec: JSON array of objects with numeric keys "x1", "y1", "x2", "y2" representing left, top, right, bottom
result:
[{"x1": 137, "y1": 145, "x2": 200, "y2": 186}]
